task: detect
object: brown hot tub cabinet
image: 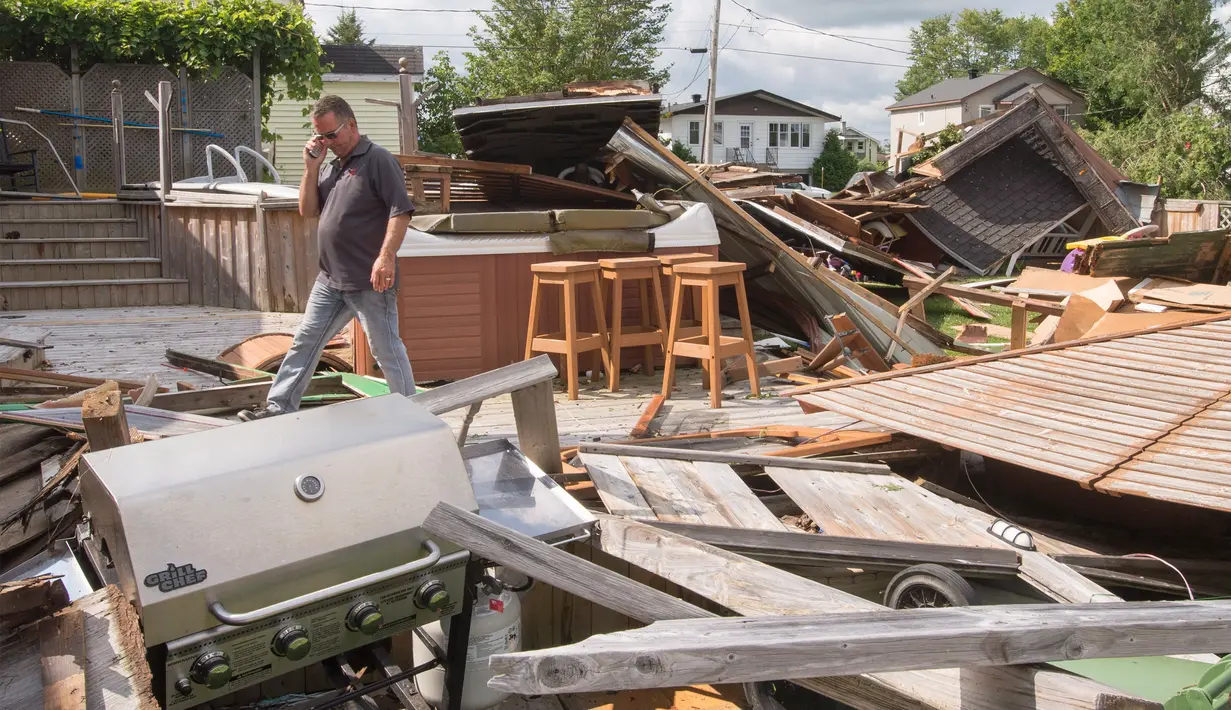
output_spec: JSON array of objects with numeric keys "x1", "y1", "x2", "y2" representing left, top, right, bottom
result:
[{"x1": 352, "y1": 204, "x2": 721, "y2": 382}]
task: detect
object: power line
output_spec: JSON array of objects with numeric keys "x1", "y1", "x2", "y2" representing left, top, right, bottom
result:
[
  {"x1": 304, "y1": 2, "x2": 487, "y2": 12},
  {"x1": 664, "y1": 46, "x2": 911, "y2": 68},
  {"x1": 727, "y1": 0, "x2": 911, "y2": 54}
]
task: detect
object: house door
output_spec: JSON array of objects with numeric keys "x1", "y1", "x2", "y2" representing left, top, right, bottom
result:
[{"x1": 739, "y1": 123, "x2": 753, "y2": 149}]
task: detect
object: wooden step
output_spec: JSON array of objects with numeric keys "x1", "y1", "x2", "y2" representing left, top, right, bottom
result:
[
  {"x1": 0, "y1": 200, "x2": 126, "y2": 222},
  {"x1": 0, "y1": 257, "x2": 163, "y2": 282},
  {"x1": 0, "y1": 278, "x2": 189, "y2": 310},
  {"x1": 0, "y1": 239, "x2": 150, "y2": 260},
  {"x1": 0, "y1": 219, "x2": 139, "y2": 240},
  {"x1": 0, "y1": 218, "x2": 135, "y2": 224}
]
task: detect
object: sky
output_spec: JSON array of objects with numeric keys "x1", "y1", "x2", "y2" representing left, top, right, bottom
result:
[{"x1": 299, "y1": 0, "x2": 1068, "y2": 144}]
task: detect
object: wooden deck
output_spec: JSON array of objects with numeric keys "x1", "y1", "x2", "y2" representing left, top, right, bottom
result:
[{"x1": 1, "y1": 306, "x2": 874, "y2": 445}]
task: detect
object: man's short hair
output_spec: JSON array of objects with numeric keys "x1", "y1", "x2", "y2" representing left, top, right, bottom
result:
[{"x1": 312, "y1": 95, "x2": 356, "y2": 125}]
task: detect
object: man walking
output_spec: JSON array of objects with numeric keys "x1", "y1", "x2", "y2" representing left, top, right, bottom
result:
[{"x1": 240, "y1": 95, "x2": 416, "y2": 421}]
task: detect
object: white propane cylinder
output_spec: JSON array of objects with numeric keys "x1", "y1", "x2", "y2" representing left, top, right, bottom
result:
[{"x1": 413, "y1": 583, "x2": 522, "y2": 710}]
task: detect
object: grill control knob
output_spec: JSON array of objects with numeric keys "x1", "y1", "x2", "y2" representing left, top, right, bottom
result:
[
  {"x1": 174, "y1": 678, "x2": 193, "y2": 697},
  {"x1": 415, "y1": 580, "x2": 451, "y2": 612},
  {"x1": 189, "y1": 650, "x2": 232, "y2": 690},
  {"x1": 272, "y1": 625, "x2": 312, "y2": 661},
  {"x1": 346, "y1": 601, "x2": 383, "y2": 635}
]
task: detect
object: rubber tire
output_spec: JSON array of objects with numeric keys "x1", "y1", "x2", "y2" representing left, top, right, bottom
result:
[
  {"x1": 883, "y1": 563, "x2": 977, "y2": 609},
  {"x1": 744, "y1": 682, "x2": 789, "y2": 710}
]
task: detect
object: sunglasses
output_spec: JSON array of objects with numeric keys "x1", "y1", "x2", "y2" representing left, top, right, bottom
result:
[{"x1": 311, "y1": 125, "x2": 346, "y2": 141}]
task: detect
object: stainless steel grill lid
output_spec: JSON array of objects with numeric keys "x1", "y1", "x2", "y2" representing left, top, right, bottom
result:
[{"x1": 79, "y1": 395, "x2": 479, "y2": 647}]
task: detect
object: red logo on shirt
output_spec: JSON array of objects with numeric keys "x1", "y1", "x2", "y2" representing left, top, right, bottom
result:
[{"x1": 345, "y1": 167, "x2": 358, "y2": 177}]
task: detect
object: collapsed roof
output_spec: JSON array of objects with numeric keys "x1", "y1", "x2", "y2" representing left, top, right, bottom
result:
[{"x1": 905, "y1": 91, "x2": 1140, "y2": 275}]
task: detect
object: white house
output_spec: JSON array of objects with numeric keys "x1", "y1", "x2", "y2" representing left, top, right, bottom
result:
[
  {"x1": 661, "y1": 90, "x2": 840, "y2": 178},
  {"x1": 886, "y1": 68, "x2": 1085, "y2": 161},
  {"x1": 267, "y1": 44, "x2": 424, "y2": 185}
]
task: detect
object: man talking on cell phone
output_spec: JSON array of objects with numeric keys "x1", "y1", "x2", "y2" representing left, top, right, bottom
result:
[{"x1": 239, "y1": 95, "x2": 416, "y2": 421}]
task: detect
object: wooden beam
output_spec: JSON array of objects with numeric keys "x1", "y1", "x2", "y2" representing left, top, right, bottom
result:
[
  {"x1": 887, "y1": 266, "x2": 957, "y2": 360},
  {"x1": 39, "y1": 609, "x2": 86, "y2": 710},
  {"x1": 395, "y1": 152, "x2": 532, "y2": 175},
  {"x1": 488, "y1": 601, "x2": 1231, "y2": 694},
  {"x1": 580, "y1": 516, "x2": 1132, "y2": 710},
  {"x1": 791, "y1": 193, "x2": 862, "y2": 240},
  {"x1": 144, "y1": 375, "x2": 347, "y2": 412},
  {"x1": 81, "y1": 389, "x2": 131, "y2": 452},
  {"x1": 644, "y1": 520, "x2": 1019, "y2": 571},
  {"x1": 0, "y1": 577, "x2": 70, "y2": 626},
  {"x1": 410, "y1": 355, "x2": 557, "y2": 416},
  {"x1": 578, "y1": 442, "x2": 892, "y2": 475},
  {"x1": 1011, "y1": 299, "x2": 1029, "y2": 350},
  {"x1": 0, "y1": 366, "x2": 151, "y2": 393},
  {"x1": 511, "y1": 379, "x2": 562, "y2": 474},
  {"x1": 760, "y1": 431, "x2": 892, "y2": 457},
  {"x1": 421, "y1": 502, "x2": 711, "y2": 623},
  {"x1": 164, "y1": 349, "x2": 271, "y2": 381},
  {"x1": 721, "y1": 356, "x2": 802, "y2": 384},
  {"x1": 0, "y1": 436, "x2": 72, "y2": 487},
  {"x1": 900, "y1": 277, "x2": 1066, "y2": 316},
  {"x1": 628, "y1": 394, "x2": 664, "y2": 438},
  {"x1": 830, "y1": 314, "x2": 890, "y2": 372}
]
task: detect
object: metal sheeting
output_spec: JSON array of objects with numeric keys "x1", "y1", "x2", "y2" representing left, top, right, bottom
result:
[{"x1": 797, "y1": 316, "x2": 1231, "y2": 511}]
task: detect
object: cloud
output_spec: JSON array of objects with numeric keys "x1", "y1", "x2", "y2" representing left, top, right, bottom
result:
[{"x1": 304, "y1": 0, "x2": 1060, "y2": 142}]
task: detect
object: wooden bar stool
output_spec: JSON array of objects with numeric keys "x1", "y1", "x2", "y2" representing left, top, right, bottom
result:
[
  {"x1": 599, "y1": 257, "x2": 669, "y2": 392},
  {"x1": 525, "y1": 261, "x2": 613, "y2": 400},
  {"x1": 657, "y1": 252, "x2": 715, "y2": 382},
  {"x1": 662, "y1": 261, "x2": 759, "y2": 409}
]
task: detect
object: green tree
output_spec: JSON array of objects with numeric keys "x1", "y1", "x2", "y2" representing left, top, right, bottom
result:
[
  {"x1": 910, "y1": 123, "x2": 963, "y2": 165},
  {"x1": 1084, "y1": 107, "x2": 1231, "y2": 199},
  {"x1": 660, "y1": 137, "x2": 696, "y2": 163},
  {"x1": 464, "y1": 0, "x2": 670, "y2": 98},
  {"x1": 811, "y1": 129, "x2": 861, "y2": 192},
  {"x1": 896, "y1": 10, "x2": 1050, "y2": 99},
  {"x1": 324, "y1": 8, "x2": 374, "y2": 46},
  {"x1": 1047, "y1": 0, "x2": 1229, "y2": 127},
  {"x1": 417, "y1": 51, "x2": 474, "y2": 156}
]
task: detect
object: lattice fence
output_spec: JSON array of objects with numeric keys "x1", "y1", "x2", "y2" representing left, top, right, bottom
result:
[
  {"x1": 0, "y1": 60, "x2": 256, "y2": 194},
  {"x1": 0, "y1": 62, "x2": 75, "y2": 193}
]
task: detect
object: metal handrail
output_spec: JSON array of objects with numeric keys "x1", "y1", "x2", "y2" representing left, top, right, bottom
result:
[
  {"x1": 204, "y1": 144, "x2": 248, "y2": 183},
  {"x1": 233, "y1": 145, "x2": 280, "y2": 184}
]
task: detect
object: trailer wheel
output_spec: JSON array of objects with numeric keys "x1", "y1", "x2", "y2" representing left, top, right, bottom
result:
[{"x1": 884, "y1": 564, "x2": 977, "y2": 609}]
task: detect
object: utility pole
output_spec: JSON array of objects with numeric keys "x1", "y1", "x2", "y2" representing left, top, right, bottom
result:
[{"x1": 701, "y1": 0, "x2": 721, "y2": 164}]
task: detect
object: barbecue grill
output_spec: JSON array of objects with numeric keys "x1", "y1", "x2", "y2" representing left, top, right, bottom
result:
[{"x1": 77, "y1": 393, "x2": 594, "y2": 709}]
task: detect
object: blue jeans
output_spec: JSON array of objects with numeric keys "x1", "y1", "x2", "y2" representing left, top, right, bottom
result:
[{"x1": 265, "y1": 280, "x2": 415, "y2": 414}]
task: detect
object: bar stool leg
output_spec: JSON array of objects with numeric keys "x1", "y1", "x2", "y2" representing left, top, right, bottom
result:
[
  {"x1": 705, "y1": 280, "x2": 723, "y2": 409},
  {"x1": 697, "y1": 283, "x2": 711, "y2": 390},
  {"x1": 735, "y1": 273, "x2": 760, "y2": 398},
  {"x1": 638, "y1": 279, "x2": 655, "y2": 376},
  {"x1": 525, "y1": 274, "x2": 542, "y2": 361},
  {"x1": 588, "y1": 277, "x2": 613, "y2": 382},
  {"x1": 650, "y1": 272, "x2": 669, "y2": 355},
  {"x1": 661, "y1": 273, "x2": 685, "y2": 398},
  {"x1": 608, "y1": 275, "x2": 624, "y2": 392},
  {"x1": 563, "y1": 277, "x2": 580, "y2": 401}
]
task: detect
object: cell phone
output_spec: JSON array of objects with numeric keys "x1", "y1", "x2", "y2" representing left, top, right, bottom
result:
[{"x1": 307, "y1": 145, "x2": 322, "y2": 159}]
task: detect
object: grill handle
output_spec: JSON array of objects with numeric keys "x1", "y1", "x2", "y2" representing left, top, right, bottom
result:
[{"x1": 207, "y1": 540, "x2": 444, "y2": 626}]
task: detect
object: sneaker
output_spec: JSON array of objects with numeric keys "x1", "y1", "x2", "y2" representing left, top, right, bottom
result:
[{"x1": 237, "y1": 406, "x2": 281, "y2": 422}]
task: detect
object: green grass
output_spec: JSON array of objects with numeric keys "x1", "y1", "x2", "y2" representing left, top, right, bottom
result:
[{"x1": 864, "y1": 282, "x2": 1037, "y2": 348}]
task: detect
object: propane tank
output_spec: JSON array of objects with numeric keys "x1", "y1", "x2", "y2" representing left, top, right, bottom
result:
[{"x1": 413, "y1": 575, "x2": 522, "y2": 710}]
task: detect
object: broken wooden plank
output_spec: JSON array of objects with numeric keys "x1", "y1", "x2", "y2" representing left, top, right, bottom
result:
[
  {"x1": 0, "y1": 436, "x2": 73, "y2": 487},
  {"x1": 579, "y1": 453, "x2": 655, "y2": 519},
  {"x1": 0, "y1": 576, "x2": 70, "y2": 626},
  {"x1": 894, "y1": 259, "x2": 994, "y2": 320},
  {"x1": 901, "y1": 277, "x2": 1067, "y2": 316},
  {"x1": 629, "y1": 394, "x2": 664, "y2": 439},
  {"x1": 1, "y1": 405, "x2": 230, "y2": 438},
  {"x1": 643, "y1": 520, "x2": 1019, "y2": 572},
  {"x1": 422, "y1": 501, "x2": 711, "y2": 623},
  {"x1": 588, "y1": 516, "x2": 1132, "y2": 710},
  {"x1": 1011, "y1": 299, "x2": 1029, "y2": 350},
  {"x1": 164, "y1": 349, "x2": 272, "y2": 381},
  {"x1": 788, "y1": 193, "x2": 863, "y2": 241},
  {"x1": 578, "y1": 442, "x2": 893, "y2": 475},
  {"x1": 39, "y1": 608, "x2": 87, "y2": 710},
  {"x1": 511, "y1": 379, "x2": 563, "y2": 474},
  {"x1": 760, "y1": 431, "x2": 892, "y2": 458},
  {"x1": 830, "y1": 314, "x2": 889, "y2": 372},
  {"x1": 410, "y1": 355, "x2": 557, "y2": 416},
  {"x1": 0, "y1": 366, "x2": 152, "y2": 393},
  {"x1": 81, "y1": 389, "x2": 130, "y2": 452},
  {"x1": 721, "y1": 356, "x2": 802, "y2": 384},
  {"x1": 145, "y1": 375, "x2": 347, "y2": 413},
  {"x1": 487, "y1": 601, "x2": 1231, "y2": 694}
]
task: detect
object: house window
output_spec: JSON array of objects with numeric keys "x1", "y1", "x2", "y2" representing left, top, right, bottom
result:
[
  {"x1": 918, "y1": 111, "x2": 925, "y2": 125},
  {"x1": 712, "y1": 121, "x2": 723, "y2": 145},
  {"x1": 801, "y1": 123, "x2": 811, "y2": 148},
  {"x1": 789, "y1": 123, "x2": 802, "y2": 147},
  {"x1": 688, "y1": 121, "x2": 700, "y2": 145},
  {"x1": 768, "y1": 122, "x2": 789, "y2": 148},
  {"x1": 978, "y1": 105, "x2": 994, "y2": 118},
  {"x1": 856, "y1": 140, "x2": 865, "y2": 152},
  {"x1": 1053, "y1": 105, "x2": 1070, "y2": 122}
]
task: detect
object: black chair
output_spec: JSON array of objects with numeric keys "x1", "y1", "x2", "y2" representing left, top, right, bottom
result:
[{"x1": 0, "y1": 126, "x2": 39, "y2": 192}]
